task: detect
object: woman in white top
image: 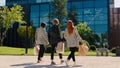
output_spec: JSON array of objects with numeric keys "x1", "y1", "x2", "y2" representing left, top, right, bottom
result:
[
  {"x1": 35, "y1": 22, "x2": 49, "y2": 63},
  {"x1": 64, "y1": 20, "x2": 82, "y2": 65}
]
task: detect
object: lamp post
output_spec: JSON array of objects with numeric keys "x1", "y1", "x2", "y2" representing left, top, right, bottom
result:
[{"x1": 25, "y1": 0, "x2": 29, "y2": 54}]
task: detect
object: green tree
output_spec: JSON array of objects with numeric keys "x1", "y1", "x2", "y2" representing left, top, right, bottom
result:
[
  {"x1": 0, "y1": 4, "x2": 26, "y2": 46},
  {"x1": 76, "y1": 23, "x2": 95, "y2": 45},
  {"x1": 47, "y1": 0, "x2": 68, "y2": 28},
  {"x1": 0, "y1": 7, "x2": 3, "y2": 27},
  {"x1": 17, "y1": 26, "x2": 35, "y2": 47},
  {"x1": 68, "y1": 6, "x2": 78, "y2": 25}
]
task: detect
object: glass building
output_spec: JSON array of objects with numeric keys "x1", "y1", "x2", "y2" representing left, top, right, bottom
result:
[{"x1": 5, "y1": 0, "x2": 111, "y2": 47}]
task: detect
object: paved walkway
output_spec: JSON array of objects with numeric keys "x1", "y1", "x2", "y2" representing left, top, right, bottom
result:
[{"x1": 0, "y1": 55, "x2": 120, "y2": 68}]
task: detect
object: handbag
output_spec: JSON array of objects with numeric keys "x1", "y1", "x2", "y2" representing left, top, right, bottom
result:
[
  {"x1": 78, "y1": 43, "x2": 89, "y2": 56},
  {"x1": 34, "y1": 44, "x2": 40, "y2": 55},
  {"x1": 56, "y1": 42, "x2": 64, "y2": 54}
]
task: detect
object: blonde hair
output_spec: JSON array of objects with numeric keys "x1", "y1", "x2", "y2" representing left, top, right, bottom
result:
[
  {"x1": 53, "y1": 18, "x2": 59, "y2": 25},
  {"x1": 67, "y1": 20, "x2": 74, "y2": 35}
]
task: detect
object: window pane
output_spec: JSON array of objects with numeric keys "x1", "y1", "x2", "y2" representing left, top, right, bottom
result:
[
  {"x1": 72, "y1": 2, "x2": 83, "y2": 8},
  {"x1": 78, "y1": 15, "x2": 83, "y2": 22},
  {"x1": 30, "y1": 17, "x2": 39, "y2": 27},
  {"x1": 40, "y1": 4, "x2": 49, "y2": 11},
  {"x1": 31, "y1": 5, "x2": 39, "y2": 12},
  {"x1": 95, "y1": 21, "x2": 108, "y2": 24},
  {"x1": 84, "y1": 8, "x2": 95, "y2": 15},
  {"x1": 30, "y1": 12, "x2": 39, "y2": 17},
  {"x1": 95, "y1": 1, "x2": 107, "y2": 7},
  {"x1": 78, "y1": 9, "x2": 83, "y2": 15},
  {"x1": 95, "y1": 8, "x2": 108, "y2": 14},
  {"x1": 83, "y1": 1, "x2": 94, "y2": 8},
  {"x1": 95, "y1": 24, "x2": 108, "y2": 32},
  {"x1": 40, "y1": 10, "x2": 48, "y2": 17},
  {"x1": 40, "y1": 17, "x2": 49, "y2": 23},
  {"x1": 84, "y1": 15, "x2": 94, "y2": 21},
  {"x1": 95, "y1": 14, "x2": 108, "y2": 20}
]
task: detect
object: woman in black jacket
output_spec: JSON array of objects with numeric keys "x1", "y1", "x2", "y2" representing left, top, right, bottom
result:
[{"x1": 48, "y1": 18, "x2": 64, "y2": 65}]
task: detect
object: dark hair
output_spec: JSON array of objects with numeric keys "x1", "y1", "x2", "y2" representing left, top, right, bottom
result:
[{"x1": 41, "y1": 22, "x2": 46, "y2": 28}]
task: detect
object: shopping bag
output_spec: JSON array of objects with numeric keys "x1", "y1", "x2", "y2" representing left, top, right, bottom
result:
[
  {"x1": 78, "y1": 43, "x2": 89, "y2": 56},
  {"x1": 34, "y1": 44, "x2": 40, "y2": 55},
  {"x1": 56, "y1": 42, "x2": 64, "y2": 54}
]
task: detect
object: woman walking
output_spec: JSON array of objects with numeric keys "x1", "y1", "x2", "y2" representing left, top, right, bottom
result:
[
  {"x1": 48, "y1": 18, "x2": 64, "y2": 65},
  {"x1": 64, "y1": 20, "x2": 83, "y2": 66},
  {"x1": 35, "y1": 22, "x2": 49, "y2": 63}
]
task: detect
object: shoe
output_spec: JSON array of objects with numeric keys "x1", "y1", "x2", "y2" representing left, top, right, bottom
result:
[
  {"x1": 37, "y1": 60, "x2": 40, "y2": 63},
  {"x1": 73, "y1": 61, "x2": 76, "y2": 66},
  {"x1": 61, "y1": 60, "x2": 64, "y2": 64},
  {"x1": 65, "y1": 60, "x2": 69, "y2": 66},
  {"x1": 51, "y1": 61, "x2": 56, "y2": 65},
  {"x1": 40, "y1": 58, "x2": 42, "y2": 61}
]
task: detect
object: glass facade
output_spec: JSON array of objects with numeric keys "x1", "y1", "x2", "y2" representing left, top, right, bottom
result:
[
  {"x1": 30, "y1": 4, "x2": 50, "y2": 27},
  {"x1": 6, "y1": 0, "x2": 110, "y2": 47},
  {"x1": 28, "y1": 0, "x2": 109, "y2": 36}
]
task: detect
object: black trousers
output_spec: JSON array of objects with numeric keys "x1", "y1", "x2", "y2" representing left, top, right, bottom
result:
[
  {"x1": 51, "y1": 43, "x2": 62, "y2": 60},
  {"x1": 67, "y1": 47, "x2": 76, "y2": 62},
  {"x1": 38, "y1": 44, "x2": 45, "y2": 60}
]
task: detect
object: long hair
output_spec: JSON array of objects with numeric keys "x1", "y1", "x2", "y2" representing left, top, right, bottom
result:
[{"x1": 67, "y1": 20, "x2": 74, "y2": 35}]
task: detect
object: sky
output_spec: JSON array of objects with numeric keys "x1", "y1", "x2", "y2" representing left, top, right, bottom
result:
[
  {"x1": 0, "y1": 0, "x2": 5, "y2": 6},
  {"x1": 114, "y1": 0, "x2": 120, "y2": 8},
  {"x1": 0, "y1": 0, "x2": 120, "y2": 7}
]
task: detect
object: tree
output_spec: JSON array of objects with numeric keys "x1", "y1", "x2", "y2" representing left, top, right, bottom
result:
[
  {"x1": 76, "y1": 23, "x2": 95, "y2": 45},
  {"x1": 68, "y1": 6, "x2": 78, "y2": 26},
  {"x1": 0, "y1": 4, "x2": 26, "y2": 46},
  {"x1": 47, "y1": 0, "x2": 68, "y2": 29},
  {"x1": 17, "y1": 26, "x2": 35, "y2": 47}
]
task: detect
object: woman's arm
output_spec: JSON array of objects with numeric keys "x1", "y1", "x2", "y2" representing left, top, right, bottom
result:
[
  {"x1": 74, "y1": 28, "x2": 83, "y2": 43},
  {"x1": 43, "y1": 29, "x2": 49, "y2": 45}
]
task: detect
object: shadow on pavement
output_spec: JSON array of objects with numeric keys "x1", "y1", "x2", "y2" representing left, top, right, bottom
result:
[
  {"x1": 11, "y1": 62, "x2": 82, "y2": 68},
  {"x1": 24, "y1": 65, "x2": 82, "y2": 68},
  {"x1": 11, "y1": 62, "x2": 35, "y2": 66}
]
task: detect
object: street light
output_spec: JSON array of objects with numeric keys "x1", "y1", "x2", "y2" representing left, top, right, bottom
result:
[{"x1": 25, "y1": 0, "x2": 29, "y2": 54}]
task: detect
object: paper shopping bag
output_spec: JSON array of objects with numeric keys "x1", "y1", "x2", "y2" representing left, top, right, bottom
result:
[
  {"x1": 78, "y1": 43, "x2": 89, "y2": 56},
  {"x1": 34, "y1": 44, "x2": 40, "y2": 55},
  {"x1": 56, "y1": 42, "x2": 64, "y2": 54}
]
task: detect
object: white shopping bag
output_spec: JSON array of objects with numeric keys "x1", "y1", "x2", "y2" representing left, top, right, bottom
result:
[
  {"x1": 34, "y1": 44, "x2": 40, "y2": 55},
  {"x1": 56, "y1": 42, "x2": 64, "y2": 54}
]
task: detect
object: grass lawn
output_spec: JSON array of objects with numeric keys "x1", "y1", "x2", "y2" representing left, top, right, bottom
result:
[
  {"x1": 0, "y1": 46, "x2": 26, "y2": 55},
  {"x1": 0, "y1": 46, "x2": 115, "y2": 56}
]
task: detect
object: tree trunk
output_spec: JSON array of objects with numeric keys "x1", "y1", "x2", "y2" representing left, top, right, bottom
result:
[{"x1": 0, "y1": 30, "x2": 7, "y2": 46}]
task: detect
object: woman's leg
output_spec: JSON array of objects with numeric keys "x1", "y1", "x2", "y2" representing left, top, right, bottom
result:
[
  {"x1": 37, "y1": 45, "x2": 41, "y2": 63},
  {"x1": 71, "y1": 47, "x2": 76, "y2": 62},
  {"x1": 38, "y1": 44, "x2": 45, "y2": 61},
  {"x1": 51, "y1": 44, "x2": 56, "y2": 60},
  {"x1": 67, "y1": 47, "x2": 76, "y2": 61},
  {"x1": 59, "y1": 53, "x2": 64, "y2": 63},
  {"x1": 50, "y1": 43, "x2": 56, "y2": 65},
  {"x1": 59, "y1": 53, "x2": 62, "y2": 59},
  {"x1": 40, "y1": 45, "x2": 45, "y2": 58}
]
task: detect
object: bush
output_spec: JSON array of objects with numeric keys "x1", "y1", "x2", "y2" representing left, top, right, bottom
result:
[
  {"x1": 17, "y1": 26, "x2": 35, "y2": 39},
  {"x1": 90, "y1": 45, "x2": 96, "y2": 51},
  {"x1": 110, "y1": 47, "x2": 116, "y2": 53}
]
